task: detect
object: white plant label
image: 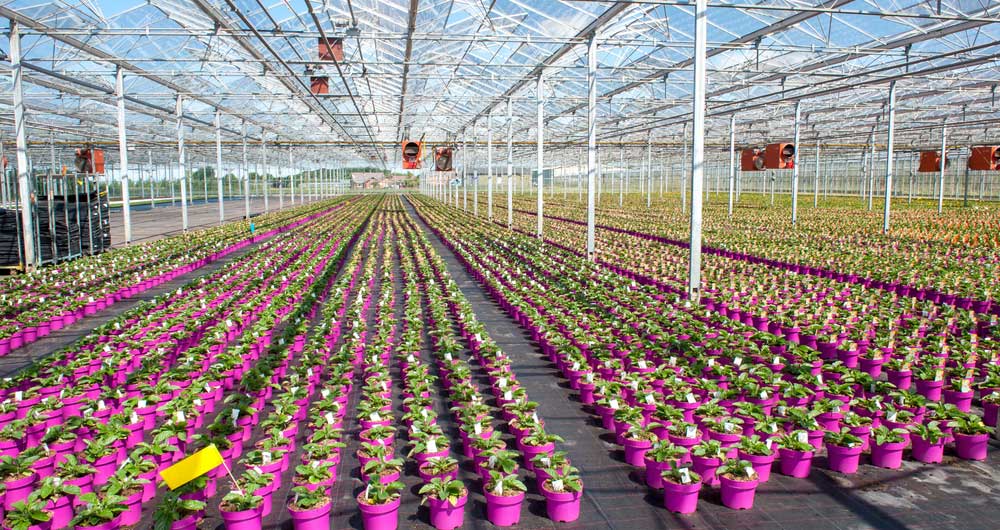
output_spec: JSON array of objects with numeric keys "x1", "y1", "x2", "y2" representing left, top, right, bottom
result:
[
  {"x1": 492, "y1": 481, "x2": 504, "y2": 495},
  {"x1": 370, "y1": 412, "x2": 381, "y2": 422},
  {"x1": 734, "y1": 357, "x2": 743, "y2": 367},
  {"x1": 686, "y1": 425, "x2": 697, "y2": 438},
  {"x1": 130, "y1": 412, "x2": 140, "y2": 424},
  {"x1": 474, "y1": 423, "x2": 482, "y2": 435},
  {"x1": 13, "y1": 391, "x2": 22, "y2": 402},
  {"x1": 797, "y1": 431, "x2": 809, "y2": 444},
  {"x1": 540, "y1": 456, "x2": 551, "y2": 467},
  {"x1": 645, "y1": 394, "x2": 655, "y2": 405},
  {"x1": 744, "y1": 466, "x2": 756, "y2": 479},
  {"x1": 686, "y1": 393, "x2": 696, "y2": 404},
  {"x1": 552, "y1": 479, "x2": 564, "y2": 491},
  {"x1": 608, "y1": 399, "x2": 620, "y2": 410},
  {"x1": 765, "y1": 439, "x2": 773, "y2": 450},
  {"x1": 504, "y1": 391, "x2": 513, "y2": 400},
  {"x1": 637, "y1": 360, "x2": 647, "y2": 370},
  {"x1": 427, "y1": 439, "x2": 438, "y2": 453},
  {"x1": 321, "y1": 389, "x2": 330, "y2": 399},
  {"x1": 261, "y1": 452, "x2": 272, "y2": 465},
  {"x1": 325, "y1": 412, "x2": 336, "y2": 425},
  {"x1": 679, "y1": 467, "x2": 692, "y2": 484},
  {"x1": 175, "y1": 411, "x2": 185, "y2": 423}
]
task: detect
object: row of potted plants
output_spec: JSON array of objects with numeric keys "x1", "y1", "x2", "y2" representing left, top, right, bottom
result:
[
  {"x1": 0, "y1": 196, "x2": 357, "y2": 356},
  {"x1": 411, "y1": 194, "x2": 995, "y2": 514}
]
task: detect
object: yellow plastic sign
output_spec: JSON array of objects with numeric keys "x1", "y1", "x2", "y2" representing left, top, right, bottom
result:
[{"x1": 158, "y1": 444, "x2": 224, "y2": 490}]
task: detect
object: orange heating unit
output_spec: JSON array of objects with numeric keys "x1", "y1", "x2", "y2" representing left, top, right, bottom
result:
[
  {"x1": 968, "y1": 146, "x2": 1000, "y2": 171},
  {"x1": 764, "y1": 143, "x2": 795, "y2": 169},
  {"x1": 402, "y1": 140, "x2": 423, "y2": 170},
  {"x1": 918, "y1": 151, "x2": 949, "y2": 172},
  {"x1": 740, "y1": 148, "x2": 765, "y2": 171}
]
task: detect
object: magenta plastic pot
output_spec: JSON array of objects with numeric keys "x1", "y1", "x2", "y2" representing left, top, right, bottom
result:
[
  {"x1": 914, "y1": 379, "x2": 944, "y2": 402},
  {"x1": 690, "y1": 455, "x2": 721, "y2": 487},
  {"x1": 289, "y1": 499, "x2": 333, "y2": 530},
  {"x1": 953, "y1": 433, "x2": 989, "y2": 461},
  {"x1": 169, "y1": 514, "x2": 199, "y2": 530},
  {"x1": 74, "y1": 517, "x2": 120, "y2": 530},
  {"x1": 622, "y1": 437, "x2": 653, "y2": 467},
  {"x1": 357, "y1": 495, "x2": 399, "y2": 530},
  {"x1": 942, "y1": 389, "x2": 974, "y2": 413},
  {"x1": 777, "y1": 448, "x2": 813, "y2": 478},
  {"x1": 910, "y1": 436, "x2": 945, "y2": 464},
  {"x1": 426, "y1": 494, "x2": 466, "y2": 530},
  {"x1": 662, "y1": 479, "x2": 702, "y2": 514},
  {"x1": 870, "y1": 441, "x2": 906, "y2": 469},
  {"x1": 848, "y1": 424, "x2": 872, "y2": 451},
  {"x1": 484, "y1": 490, "x2": 525, "y2": 527},
  {"x1": 825, "y1": 443, "x2": 863, "y2": 474},
  {"x1": 541, "y1": 483, "x2": 581, "y2": 522},
  {"x1": 719, "y1": 475, "x2": 759, "y2": 510},
  {"x1": 46, "y1": 495, "x2": 73, "y2": 528},
  {"x1": 643, "y1": 458, "x2": 673, "y2": 489},
  {"x1": 518, "y1": 441, "x2": 554, "y2": 471},
  {"x1": 220, "y1": 504, "x2": 264, "y2": 530},
  {"x1": 3, "y1": 472, "x2": 36, "y2": 510},
  {"x1": 737, "y1": 451, "x2": 775, "y2": 483},
  {"x1": 119, "y1": 490, "x2": 143, "y2": 526}
]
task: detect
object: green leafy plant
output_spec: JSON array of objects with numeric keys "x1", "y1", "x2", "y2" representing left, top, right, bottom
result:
[
  {"x1": 871, "y1": 426, "x2": 907, "y2": 446},
  {"x1": 717, "y1": 458, "x2": 757, "y2": 481},
  {"x1": 824, "y1": 428, "x2": 863, "y2": 448},
  {"x1": 645, "y1": 441, "x2": 689, "y2": 463},
  {"x1": 660, "y1": 462, "x2": 701, "y2": 485},
  {"x1": 69, "y1": 492, "x2": 128, "y2": 527},
  {"x1": 421, "y1": 456, "x2": 459, "y2": 476},
  {"x1": 289, "y1": 485, "x2": 331, "y2": 510},
  {"x1": 949, "y1": 414, "x2": 996, "y2": 436},
  {"x1": 3, "y1": 498, "x2": 52, "y2": 530},
  {"x1": 357, "y1": 480, "x2": 404, "y2": 506},
  {"x1": 418, "y1": 478, "x2": 467, "y2": 507},
  {"x1": 540, "y1": 463, "x2": 583, "y2": 493},
  {"x1": 220, "y1": 489, "x2": 263, "y2": 512},
  {"x1": 737, "y1": 435, "x2": 772, "y2": 456},
  {"x1": 776, "y1": 431, "x2": 814, "y2": 453},
  {"x1": 485, "y1": 471, "x2": 527, "y2": 497},
  {"x1": 909, "y1": 421, "x2": 946, "y2": 444}
]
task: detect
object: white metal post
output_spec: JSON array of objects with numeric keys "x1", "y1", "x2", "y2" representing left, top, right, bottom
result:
[
  {"x1": 682, "y1": 123, "x2": 689, "y2": 214},
  {"x1": 868, "y1": 131, "x2": 875, "y2": 211},
  {"x1": 262, "y1": 135, "x2": 269, "y2": 213},
  {"x1": 487, "y1": 111, "x2": 494, "y2": 221},
  {"x1": 115, "y1": 67, "x2": 132, "y2": 244},
  {"x1": 536, "y1": 74, "x2": 544, "y2": 238},
  {"x1": 688, "y1": 0, "x2": 707, "y2": 302},
  {"x1": 215, "y1": 110, "x2": 224, "y2": 223},
  {"x1": 938, "y1": 126, "x2": 946, "y2": 214},
  {"x1": 176, "y1": 95, "x2": 188, "y2": 231},
  {"x1": 645, "y1": 131, "x2": 652, "y2": 209},
  {"x1": 883, "y1": 80, "x2": 896, "y2": 234},
  {"x1": 242, "y1": 121, "x2": 250, "y2": 220},
  {"x1": 791, "y1": 100, "x2": 801, "y2": 225},
  {"x1": 473, "y1": 121, "x2": 479, "y2": 216},
  {"x1": 619, "y1": 145, "x2": 624, "y2": 207},
  {"x1": 507, "y1": 97, "x2": 514, "y2": 229},
  {"x1": 289, "y1": 150, "x2": 296, "y2": 206},
  {"x1": 586, "y1": 32, "x2": 598, "y2": 260},
  {"x1": 814, "y1": 138, "x2": 820, "y2": 207},
  {"x1": 728, "y1": 115, "x2": 735, "y2": 217},
  {"x1": 10, "y1": 21, "x2": 35, "y2": 268}
]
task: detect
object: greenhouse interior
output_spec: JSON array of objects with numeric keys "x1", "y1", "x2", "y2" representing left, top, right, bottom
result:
[{"x1": 0, "y1": 0, "x2": 998, "y2": 529}]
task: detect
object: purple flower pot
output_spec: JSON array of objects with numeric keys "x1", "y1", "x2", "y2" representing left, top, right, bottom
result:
[
  {"x1": 942, "y1": 389, "x2": 974, "y2": 412},
  {"x1": 3, "y1": 472, "x2": 36, "y2": 510},
  {"x1": 289, "y1": 500, "x2": 333, "y2": 530},
  {"x1": 426, "y1": 494, "x2": 466, "y2": 530},
  {"x1": 691, "y1": 455, "x2": 721, "y2": 487},
  {"x1": 910, "y1": 436, "x2": 945, "y2": 464},
  {"x1": 484, "y1": 490, "x2": 525, "y2": 527},
  {"x1": 46, "y1": 495, "x2": 73, "y2": 528},
  {"x1": 737, "y1": 451, "x2": 775, "y2": 482},
  {"x1": 870, "y1": 441, "x2": 906, "y2": 469},
  {"x1": 220, "y1": 504, "x2": 264, "y2": 530},
  {"x1": 643, "y1": 458, "x2": 673, "y2": 489},
  {"x1": 622, "y1": 437, "x2": 653, "y2": 467},
  {"x1": 914, "y1": 379, "x2": 944, "y2": 402},
  {"x1": 777, "y1": 448, "x2": 813, "y2": 478},
  {"x1": 954, "y1": 433, "x2": 989, "y2": 461},
  {"x1": 826, "y1": 443, "x2": 863, "y2": 474},
  {"x1": 719, "y1": 475, "x2": 759, "y2": 510},
  {"x1": 662, "y1": 479, "x2": 701, "y2": 513},
  {"x1": 541, "y1": 484, "x2": 581, "y2": 522}
]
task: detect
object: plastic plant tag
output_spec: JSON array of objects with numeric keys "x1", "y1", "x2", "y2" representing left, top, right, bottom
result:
[
  {"x1": 887, "y1": 411, "x2": 897, "y2": 422},
  {"x1": 444, "y1": 352, "x2": 453, "y2": 361},
  {"x1": 797, "y1": 431, "x2": 809, "y2": 444},
  {"x1": 193, "y1": 399, "x2": 202, "y2": 407},
  {"x1": 175, "y1": 411, "x2": 186, "y2": 423},
  {"x1": 679, "y1": 467, "x2": 692, "y2": 484},
  {"x1": 759, "y1": 391, "x2": 769, "y2": 400},
  {"x1": 130, "y1": 412, "x2": 140, "y2": 424},
  {"x1": 325, "y1": 412, "x2": 336, "y2": 425},
  {"x1": 540, "y1": 456, "x2": 551, "y2": 467},
  {"x1": 765, "y1": 439, "x2": 773, "y2": 450},
  {"x1": 492, "y1": 481, "x2": 503, "y2": 495},
  {"x1": 744, "y1": 466, "x2": 756, "y2": 479},
  {"x1": 638, "y1": 360, "x2": 647, "y2": 370},
  {"x1": 645, "y1": 394, "x2": 655, "y2": 405},
  {"x1": 669, "y1": 356, "x2": 677, "y2": 366},
  {"x1": 498, "y1": 377, "x2": 508, "y2": 388},
  {"x1": 321, "y1": 389, "x2": 330, "y2": 399},
  {"x1": 97, "y1": 400, "x2": 107, "y2": 410},
  {"x1": 407, "y1": 354, "x2": 415, "y2": 363},
  {"x1": 427, "y1": 439, "x2": 438, "y2": 453},
  {"x1": 707, "y1": 358, "x2": 715, "y2": 367},
  {"x1": 552, "y1": 479, "x2": 564, "y2": 491},
  {"x1": 686, "y1": 393, "x2": 697, "y2": 404},
  {"x1": 609, "y1": 399, "x2": 620, "y2": 410},
  {"x1": 961, "y1": 380, "x2": 972, "y2": 393},
  {"x1": 261, "y1": 452, "x2": 272, "y2": 465},
  {"x1": 934, "y1": 368, "x2": 944, "y2": 381},
  {"x1": 474, "y1": 423, "x2": 482, "y2": 435},
  {"x1": 370, "y1": 412, "x2": 381, "y2": 422},
  {"x1": 504, "y1": 391, "x2": 513, "y2": 400},
  {"x1": 734, "y1": 357, "x2": 743, "y2": 367},
  {"x1": 14, "y1": 391, "x2": 23, "y2": 402},
  {"x1": 686, "y1": 425, "x2": 697, "y2": 438}
]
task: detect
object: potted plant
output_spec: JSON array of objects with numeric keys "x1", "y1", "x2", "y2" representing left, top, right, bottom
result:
[
  {"x1": 776, "y1": 431, "x2": 814, "y2": 478},
  {"x1": 219, "y1": 489, "x2": 264, "y2": 530},
  {"x1": 152, "y1": 491, "x2": 205, "y2": 530},
  {"x1": 483, "y1": 472, "x2": 527, "y2": 527},
  {"x1": 716, "y1": 459, "x2": 760, "y2": 510},
  {"x1": 69, "y1": 492, "x2": 127, "y2": 530},
  {"x1": 538, "y1": 463, "x2": 582, "y2": 522},
  {"x1": 0, "y1": 455, "x2": 39, "y2": 511},
  {"x1": 418, "y1": 456, "x2": 459, "y2": 483},
  {"x1": 643, "y1": 442, "x2": 689, "y2": 489},
  {"x1": 289, "y1": 485, "x2": 333, "y2": 530},
  {"x1": 869, "y1": 426, "x2": 908, "y2": 469},
  {"x1": 292, "y1": 463, "x2": 335, "y2": 493},
  {"x1": 736, "y1": 435, "x2": 775, "y2": 482},
  {"x1": 356, "y1": 480, "x2": 404, "y2": 530},
  {"x1": 690, "y1": 440, "x2": 726, "y2": 487},
  {"x1": 620, "y1": 424, "x2": 658, "y2": 467},
  {"x1": 27, "y1": 476, "x2": 80, "y2": 528},
  {"x1": 823, "y1": 429, "x2": 864, "y2": 474},
  {"x1": 3, "y1": 498, "x2": 51, "y2": 530},
  {"x1": 418, "y1": 478, "x2": 467, "y2": 530},
  {"x1": 950, "y1": 414, "x2": 995, "y2": 461},
  {"x1": 660, "y1": 463, "x2": 702, "y2": 514},
  {"x1": 908, "y1": 422, "x2": 946, "y2": 464},
  {"x1": 361, "y1": 456, "x2": 404, "y2": 485}
]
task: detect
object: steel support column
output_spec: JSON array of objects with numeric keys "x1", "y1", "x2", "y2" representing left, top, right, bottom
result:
[
  {"x1": 882, "y1": 80, "x2": 896, "y2": 234},
  {"x1": 176, "y1": 95, "x2": 188, "y2": 231},
  {"x1": 506, "y1": 97, "x2": 513, "y2": 229},
  {"x1": 215, "y1": 110, "x2": 225, "y2": 223},
  {"x1": 728, "y1": 115, "x2": 735, "y2": 217},
  {"x1": 115, "y1": 67, "x2": 132, "y2": 243},
  {"x1": 688, "y1": 0, "x2": 707, "y2": 302},
  {"x1": 536, "y1": 74, "x2": 544, "y2": 238},
  {"x1": 586, "y1": 32, "x2": 598, "y2": 260},
  {"x1": 791, "y1": 100, "x2": 801, "y2": 224},
  {"x1": 9, "y1": 21, "x2": 35, "y2": 268},
  {"x1": 938, "y1": 126, "x2": 946, "y2": 214}
]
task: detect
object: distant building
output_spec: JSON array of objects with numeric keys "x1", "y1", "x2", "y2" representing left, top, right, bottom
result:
[{"x1": 351, "y1": 172, "x2": 383, "y2": 189}]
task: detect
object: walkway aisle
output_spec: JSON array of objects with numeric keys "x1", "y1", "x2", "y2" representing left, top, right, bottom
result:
[{"x1": 401, "y1": 197, "x2": 706, "y2": 530}]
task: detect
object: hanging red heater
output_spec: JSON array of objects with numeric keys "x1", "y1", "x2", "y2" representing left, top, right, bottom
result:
[
  {"x1": 764, "y1": 143, "x2": 795, "y2": 169},
  {"x1": 74, "y1": 149, "x2": 105, "y2": 174},
  {"x1": 310, "y1": 76, "x2": 329, "y2": 95},
  {"x1": 318, "y1": 37, "x2": 344, "y2": 62},
  {"x1": 434, "y1": 147, "x2": 453, "y2": 171},
  {"x1": 402, "y1": 140, "x2": 423, "y2": 170},
  {"x1": 968, "y1": 146, "x2": 1000, "y2": 170},
  {"x1": 740, "y1": 148, "x2": 765, "y2": 171},
  {"x1": 918, "y1": 151, "x2": 949, "y2": 172}
]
